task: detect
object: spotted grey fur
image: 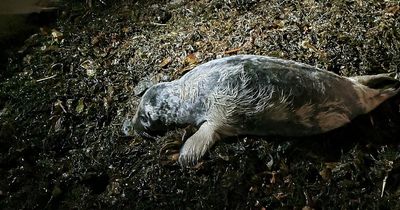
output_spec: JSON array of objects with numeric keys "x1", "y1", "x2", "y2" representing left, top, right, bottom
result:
[{"x1": 123, "y1": 55, "x2": 399, "y2": 166}]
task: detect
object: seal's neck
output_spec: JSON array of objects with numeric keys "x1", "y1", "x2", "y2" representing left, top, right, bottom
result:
[{"x1": 159, "y1": 82, "x2": 207, "y2": 127}]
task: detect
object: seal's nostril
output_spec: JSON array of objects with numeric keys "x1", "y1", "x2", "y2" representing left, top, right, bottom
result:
[{"x1": 122, "y1": 119, "x2": 133, "y2": 136}]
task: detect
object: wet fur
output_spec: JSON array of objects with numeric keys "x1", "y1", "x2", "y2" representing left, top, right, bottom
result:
[{"x1": 125, "y1": 55, "x2": 400, "y2": 166}]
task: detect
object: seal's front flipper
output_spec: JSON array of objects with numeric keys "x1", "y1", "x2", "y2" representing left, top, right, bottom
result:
[{"x1": 178, "y1": 122, "x2": 221, "y2": 166}]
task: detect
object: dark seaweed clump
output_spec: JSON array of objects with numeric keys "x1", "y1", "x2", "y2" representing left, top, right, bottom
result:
[{"x1": 0, "y1": 0, "x2": 399, "y2": 209}]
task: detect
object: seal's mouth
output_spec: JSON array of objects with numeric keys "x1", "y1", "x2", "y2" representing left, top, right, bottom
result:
[
  {"x1": 122, "y1": 116, "x2": 167, "y2": 140},
  {"x1": 136, "y1": 130, "x2": 158, "y2": 140}
]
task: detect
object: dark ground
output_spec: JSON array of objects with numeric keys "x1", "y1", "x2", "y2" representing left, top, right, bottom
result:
[{"x1": 0, "y1": 0, "x2": 400, "y2": 209}]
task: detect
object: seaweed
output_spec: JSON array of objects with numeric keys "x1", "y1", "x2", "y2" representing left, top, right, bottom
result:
[{"x1": 1, "y1": 0, "x2": 399, "y2": 209}]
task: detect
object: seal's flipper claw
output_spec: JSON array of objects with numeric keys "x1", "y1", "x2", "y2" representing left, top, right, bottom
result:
[{"x1": 178, "y1": 122, "x2": 220, "y2": 167}]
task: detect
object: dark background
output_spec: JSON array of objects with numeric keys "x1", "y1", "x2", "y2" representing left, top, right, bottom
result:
[{"x1": 1, "y1": 0, "x2": 399, "y2": 209}]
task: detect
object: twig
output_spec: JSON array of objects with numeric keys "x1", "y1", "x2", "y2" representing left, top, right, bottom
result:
[
  {"x1": 224, "y1": 48, "x2": 241, "y2": 54},
  {"x1": 36, "y1": 75, "x2": 57, "y2": 82},
  {"x1": 381, "y1": 174, "x2": 388, "y2": 197},
  {"x1": 150, "y1": 22, "x2": 167, "y2": 26}
]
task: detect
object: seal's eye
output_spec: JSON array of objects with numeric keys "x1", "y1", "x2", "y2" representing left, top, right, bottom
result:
[
  {"x1": 139, "y1": 112, "x2": 151, "y2": 127},
  {"x1": 139, "y1": 115, "x2": 148, "y2": 124}
]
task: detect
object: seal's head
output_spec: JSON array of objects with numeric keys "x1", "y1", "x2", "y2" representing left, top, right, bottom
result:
[{"x1": 122, "y1": 83, "x2": 177, "y2": 139}]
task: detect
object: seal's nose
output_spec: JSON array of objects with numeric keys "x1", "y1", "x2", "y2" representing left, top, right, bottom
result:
[{"x1": 122, "y1": 119, "x2": 134, "y2": 136}]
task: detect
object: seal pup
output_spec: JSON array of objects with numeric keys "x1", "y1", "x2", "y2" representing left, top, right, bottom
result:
[{"x1": 123, "y1": 55, "x2": 399, "y2": 166}]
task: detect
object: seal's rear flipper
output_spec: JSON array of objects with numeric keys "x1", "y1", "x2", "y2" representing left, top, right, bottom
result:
[
  {"x1": 350, "y1": 73, "x2": 400, "y2": 89},
  {"x1": 350, "y1": 74, "x2": 400, "y2": 113},
  {"x1": 178, "y1": 122, "x2": 221, "y2": 166}
]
